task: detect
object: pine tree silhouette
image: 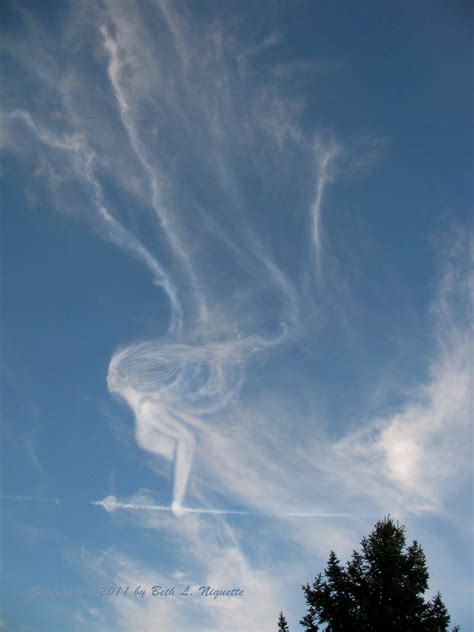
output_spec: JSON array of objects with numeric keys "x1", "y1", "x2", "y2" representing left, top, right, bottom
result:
[
  {"x1": 300, "y1": 517, "x2": 458, "y2": 631},
  {"x1": 278, "y1": 611, "x2": 290, "y2": 631}
]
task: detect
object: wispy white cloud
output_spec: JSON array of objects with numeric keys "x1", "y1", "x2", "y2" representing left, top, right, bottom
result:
[
  {"x1": 309, "y1": 136, "x2": 342, "y2": 274},
  {"x1": 80, "y1": 490, "x2": 286, "y2": 632},
  {"x1": 272, "y1": 59, "x2": 343, "y2": 79},
  {"x1": 5, "y1": 109, "x2": 182, "y2": 331},
  {"x1": 307, "y1": 227, "x2": 472, "y2": 515}
]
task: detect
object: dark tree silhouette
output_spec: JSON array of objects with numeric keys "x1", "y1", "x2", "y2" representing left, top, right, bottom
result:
[
  {"x1": 299, "y1": 517, "x2": 457, "y2": 631},
  {"x1": 278, "y1": 611, "x2": 290, "y2": 631}
]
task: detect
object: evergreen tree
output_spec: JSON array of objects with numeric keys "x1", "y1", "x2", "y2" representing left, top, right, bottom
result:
[
  {"x1": 278, "y1": 611, "x2": 290, "y2": 631},
  {"x1": 424, "y1": 593, "x2": 451, "y2": 631},
  {"x1": 300, "y1": 517, "x2": 456, "y2": 631}
]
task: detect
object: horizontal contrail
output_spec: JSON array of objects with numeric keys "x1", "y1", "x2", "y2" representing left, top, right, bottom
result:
[
  {"x1": 92, "y1": 497, "x2": 253, "y2": 515},
  {"x1": 0, "y1": 495, "x2": 61, "y2": 504},
  {"x1": 0, "y1": 494, "x2": 375, "y2": 519},
  {"x1": 92, "y1": 496, "x2": 375, "y2": 518}
]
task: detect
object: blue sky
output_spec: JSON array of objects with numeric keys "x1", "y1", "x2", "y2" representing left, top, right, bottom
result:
[{"x1": 0, "y1": 1, "x2": 472, "y2": 630}]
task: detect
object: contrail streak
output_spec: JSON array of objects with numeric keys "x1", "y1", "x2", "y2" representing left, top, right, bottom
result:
[
  {"x1": 0, "y1": 495, "x2": 61, "y2": 504},
  {"x1": 0, "y1": 493, "x2": 375, "y2": 519},
  {"x1": 92, "y1": 496, "x2": 375, "y2": 518}
]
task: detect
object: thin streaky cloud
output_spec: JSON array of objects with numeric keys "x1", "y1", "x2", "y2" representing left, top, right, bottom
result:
[
  {"x1": 92, "y1": 495, "x2": 378, "y2": 518},
  {"x1": 0, "y1": 496, "x2": 61, "y2": 504}
]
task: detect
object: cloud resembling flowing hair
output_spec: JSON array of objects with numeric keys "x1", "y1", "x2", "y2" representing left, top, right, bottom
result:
[
  {"x1": 2, "y1": 0, "x2": 330, "y2": 509},
  {"x1": 0, "y1": 0, "x2": 328, "y2": 510}
]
